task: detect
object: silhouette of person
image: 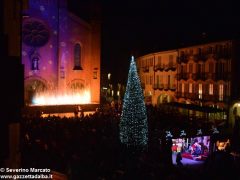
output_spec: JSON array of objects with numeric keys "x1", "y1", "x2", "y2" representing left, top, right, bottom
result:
[{"x1": 176, "y1": 152, "x2": 183, "y2": 166}]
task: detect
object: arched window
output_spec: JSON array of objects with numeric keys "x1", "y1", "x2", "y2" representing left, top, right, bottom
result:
[
  {"x1": 30, "y1": 50, "x2": 40, "y2": 70},
  {"x1": 32, "y1": 56, "x2": 39, "y2": 70},
  {"x1": 73, "y1": 43, "x2": 83, "y2": 70}
]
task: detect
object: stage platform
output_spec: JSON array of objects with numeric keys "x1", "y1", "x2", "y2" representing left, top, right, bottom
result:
[{"x1": 22, "y1": 104, "x2": 99, "y2": 117}]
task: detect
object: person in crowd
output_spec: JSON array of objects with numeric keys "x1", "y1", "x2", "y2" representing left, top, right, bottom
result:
[{"x1": 176, "y1": 152, "x2": 183, "y2": 166}]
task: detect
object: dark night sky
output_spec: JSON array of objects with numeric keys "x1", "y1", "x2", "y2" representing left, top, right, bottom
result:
[{"x1": 69, "y1": 0, "x2": 240, "y2": 84}]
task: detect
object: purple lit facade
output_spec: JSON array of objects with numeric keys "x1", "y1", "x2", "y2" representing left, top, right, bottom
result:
[{"x1": 22, "y1": 0, "x2": 101, "y2": 105}]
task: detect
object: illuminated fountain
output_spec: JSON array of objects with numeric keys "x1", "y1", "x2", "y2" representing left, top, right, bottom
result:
[
  {"x1": 24, "y1": 89, "x2": 98, "y2": 117},
  {"x1": 31, "y1": 89, "x2": 91, "y2": 106}
]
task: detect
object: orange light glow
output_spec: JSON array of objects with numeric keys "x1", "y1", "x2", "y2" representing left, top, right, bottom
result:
[{"x1": 31, "y1": 90, "x2": 91, "y2": 106}]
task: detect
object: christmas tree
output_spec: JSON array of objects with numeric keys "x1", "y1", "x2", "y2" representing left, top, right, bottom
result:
[{"x1": 119, "y1": 56, "x2": 148, "y2": 149}]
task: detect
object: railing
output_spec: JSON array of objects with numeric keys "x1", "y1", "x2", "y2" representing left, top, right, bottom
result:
[
  {"x1": 203, "y1": 94, "x2": 217, "y2": 102},
  {"x1": 169, "y1": 64, "x2": 177, "y2": 70},
  {"x1": 177, "y1": 55, "x2": 188, "y2": 63},
  {"x1": 152, "y1": 84, "x2": 164, "y2": 90},
  {"x1": 176, "y1": 73, "x2": 188, "y2": 80},
  {"x1": 154, "y1": 64, "x2": 165, "y2": 71},
  {"x1": 142, "y1": 66, "x2": 149, "y2": 72},
  {"x1": 176, "y1": 92, "x2": 182, "y2": 98},
  {"x1": 205, "y1": 73, "x2": 216, "y2": 80},
  {"x1": 163, "y1": 84, "x2": 169, "y2": 90},
  {"x1": 154, "y1": 64, "x2": 177, "y2": 72},
  {"x1": 153, "y1": 84, "x2": 158, "y2": 90},
  {"x1": 183, "y1": 72, "x2": 230, "y2": 81},
  {"x1": 169, "y1": 84, "x2": 177, "y2": 91},
  {"x1": 177, "y1": 51, "x2": 231, "y2": 63},
  {"x1": 164, "y1": 64, "x2": 169, "y2": 71},
  {"x1": 215, "y1": 52, "x2": 231, "y2": 59},
  {"x1": 196, "y1": 73, "x2": 206, "y2": 80},
  {"x1": 205, "y1": 53, "x2": 215, "y2": 59},
  {"x1": 216, "y1": 72, "x2": 231, "y2": 80},
  {"x1": 176, "y1": 92, "x2": 230, "y2": 103},
  {"x1": 194, "y1": 54, "x2": 207, "y2": 61}
]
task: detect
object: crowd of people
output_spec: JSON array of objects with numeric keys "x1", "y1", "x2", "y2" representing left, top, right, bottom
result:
[{"x1": 21, "y1": 105, "x2": 240, "y2": 179}]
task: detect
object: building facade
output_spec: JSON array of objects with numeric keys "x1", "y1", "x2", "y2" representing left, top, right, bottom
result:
[
  {"x1": 22, "y1": 0, "x2": 101, "y2": 106},
  {"x1": 176, "y1": 41, "x2": 232, "y2": 108},
  {"x1": 137, "y1": 50, "x2": 178, "y2": 105},
  {"x1": 137, "y1": 40, "x2": 240, "y2": 127},
  {"x1": 177, "y1": 40, "x2": 240, "y2": 127}
]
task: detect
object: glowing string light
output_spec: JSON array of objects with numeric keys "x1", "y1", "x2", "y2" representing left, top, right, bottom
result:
[{"x1": 119, "y1": 56, "x2": 148, "y2": 149}]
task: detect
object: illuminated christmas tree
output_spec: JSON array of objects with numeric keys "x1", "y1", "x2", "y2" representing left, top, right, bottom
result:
[{"x1": 119, "y1": 56, "x2": 148, "y2": 149}]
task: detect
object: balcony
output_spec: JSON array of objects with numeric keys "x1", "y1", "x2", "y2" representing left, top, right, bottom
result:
[
  {"x1": 154, "y1": 64, "x2": 165, "y2": 71},
  {"x1": 203, "y1": 94, "x2": 216, "y2": 102},
  {"x1": 176, "y1": 73, "x2": 188, "y2": 80},
  {"x1": 163, "y1": 84, "x2": 168, "y2": 90},
  {"x1": 177, "y1": 92, "x2": 200, "y2": 100},
  {"x1": 176, "y1": 92, "x2": 191, "y2": 98},
  {"x1": 153, "y1": 84, "x2": 158, "y2": 90},
  {"x1": 216, "y1": 72, "x2": 231, "y2": 80},
  {"x1": 177, "y1": 55, "x2": 188, "y2": 63},
  {"x1": 168, "y1": 64, "x2": 177, "y2": 71},
  {"x1": 189, "y1": 73, "x2": 206, "y2": 80},
  {"x1": 142, "y1": 66, "x2": 149, "y2": 73},
  {"x1": 215, "y1": 52, "x2": 231, "y2": 60},
  {"x1": 191, "y1": 73, "x2": 197, "y2": 80},
  {"x1": 152, "y1": 84, "x2": 164, "y2": 90},
  {"x1": 169, "y1": 84, "x2": 177, "y2": 91},
  {"x1": 196, "y1": 73, "x2": 206, "y2": 80},
  {"x1": 203, "y1": 94, "x2": 230, "y2": 103},
  {"x1": 186, "y1": 54, "x2": 194, "y2": 60},
  {"x1": 194, "y1": 54, "x2": 207, "y2": 62},
  {"x1": 176, "y1": 92, "x2": 182, "y2": 98},
  {"x1": 186, "y1": 72, "x2": 206, "y2": 80},
  {"x1": 159, "y1": 84, "x2": 164, "y2": 90},
  {"x1": 205, "y1": 53, "x2": 216, "y2": 59},
  {"x1": 205, "y1": 73, "x2": 216, "y2": 80},
  {"x1": 164, "y1": 64, "x2": 169, "y2": 71}
]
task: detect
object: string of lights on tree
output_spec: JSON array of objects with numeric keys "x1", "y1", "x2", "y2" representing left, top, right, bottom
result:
[{"x1": 119, "y1": 56, "x2": 148, "y2": 149}]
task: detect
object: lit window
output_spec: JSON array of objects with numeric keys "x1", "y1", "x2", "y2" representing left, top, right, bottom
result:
[
  {"x1": 189, "y1": 83, "x2": 192, "y2": 93},
  {"x1": 199, "y1": 83, "x2": 202, "y2": 99},
  {"x1": 73, "y1": 43, "x2": 83, "y2": 70},
  {"x1": 93, "y1": 71, "x2": 97, "y2": 79},
  {"x1": 30, "y1": 50, "x2": 40, "y2": 70},
  {"x1": 209, "y1": 84, "x2": 213, "y2": 95},
  {"x1": 108, "y1": 73, "x2": 111, "y2": 80},
  {"x1": 182, "y1": 83, "x2": 185, "y2": 95},
  {"x1": 32, "y1": 57, "x2": 39, "y2": 70},
  {"x1": 219, "y1": 84, "x2": 224, "y2": 101}
]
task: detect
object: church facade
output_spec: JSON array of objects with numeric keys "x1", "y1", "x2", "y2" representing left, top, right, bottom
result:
[{"x1": 22, "y1": 0, "x2": 101, "y2": 106}]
